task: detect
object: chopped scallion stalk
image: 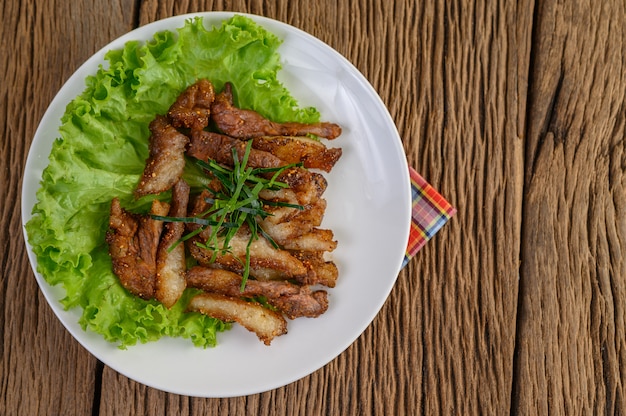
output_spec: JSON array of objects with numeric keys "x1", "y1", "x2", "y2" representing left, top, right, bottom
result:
[{"x1": 153, "y1": 140, "x2": 305, "y2": 290}]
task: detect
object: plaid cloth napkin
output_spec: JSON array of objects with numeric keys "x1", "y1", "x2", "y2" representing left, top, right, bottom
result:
[{"x1": 402, "y1": 167, "x2": 456, "y2": 268}]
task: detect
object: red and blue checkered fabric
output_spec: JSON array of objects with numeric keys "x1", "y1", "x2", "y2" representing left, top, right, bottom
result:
[{"x1": 403, "y1": 168, "x2": 456, "y2": 268}]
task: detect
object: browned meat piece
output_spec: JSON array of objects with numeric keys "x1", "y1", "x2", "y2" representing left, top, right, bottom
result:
[
  {"x1": 188, "y1": 130, "x2": 327, "y2": 205},
  {"x1": 106, "y1": 198, "x2": 170, "y2": 299},
  {"x1": 187, "y1": 292, "x2": 287, "y2": 345},
  {"x1": 259, "y1": 199, "x2": 326, "y2": 243},
  {"x1": 187, "y1": 228, "x2": 309, "y2": 281},
  {"x1": 211, "y1": 82, "x2": 342, "y2": 139},
  {"x1": 290, "y1": 250, "x2": 339, "y2": 288},
  {"x1": 272, "y1": 169, "x2": 327, "y2": 206},
  {"x1": 280, "y1": 228, "x2": 337, "y2": 252},
  {"x1": 186, "y1": 189, "x2": 214, "y2": 226},
  {"x1": 261, "y1": 222, "x2": 336, "y2": 252},
  {"x1": 186, "y1": 197, "x2": 304, "y2": 280},
  {"x1": 257, "y1": 197, "x2": 336, "y2": 252},
  {"x1": 135, "y1": 115, "x2": 189, "y2": 198},
  {"x1": 155, "y1": 179, "x2": 190, "y2": 308},
  {"x1": 251, "y1": 136, "x2": 342, "y2": 172},
  {"x1": 186, "y1": 266, "x2": 329, "y2": 319},
  {"x1": 167, "y1": 79, "x2": 215, "y2": 131},
  {"x1": 187, "y1": 130, "x2": 284, "y2": 169},
  {"x1": 252, "y1": 166, "x2": 328, "y2": 207}
]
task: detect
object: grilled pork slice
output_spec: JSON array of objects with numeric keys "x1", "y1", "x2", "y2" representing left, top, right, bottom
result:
[
  {"x1": 106, "y1": 198, "x2": 170, "y2": 299},
  {"x1": 211, "y1": 82, "x2": 342, "y2": 139},
  {"x1": 167, "y1": 78, "x2": 215, "y2": 131},
  {"x1": 273, "y1": 169, "x2": 327, "y2": 206},
  {"x1": 278, "y1": 228, "x2": 337, "y2": 252},
  {"x1": 155, "y1": 179, "x2": 190, "y2": 308},
  {"x1": 251, "y1": 136, "x2": 342, "y2": 172},
  {"x1": 186, "y1": 266, "x2": 329, "y2": 319},
  {"x1": 251, "y1": 168, "x2": 328, "y2": 207},
  {"x1": 258, "y1": 200, "x2": 325, "y2": 244},
  {"x1": 187, "y1": 292, "x2": 287, "y2": 345},
  {"x1": 259, "y1": 198, "x2": 326, "y2": 230},
  {"x1": 187, "y1": 130, "x2": 284, "y2": 169},
  {"x1": 258, "y1": 216, "x2": 336, "y2": 254},
  {"x1": 188, "y1": 130, "x2": 328, "y2": 206},
  {"x1": 186, "y1": 191, "x2": 317, "y2": 281},
  {"x1": 189, "y1": 131, "x2": 342, "y2": 172},
  {"x1": 187, "y1": 229, "x2": 308, "y2": 281},
  {"x1": 290, "y1": 250, "x2": 339, "y2": 288},
  {"x1": 135, "y1": 115, "x2": 189, "y2": 197}
]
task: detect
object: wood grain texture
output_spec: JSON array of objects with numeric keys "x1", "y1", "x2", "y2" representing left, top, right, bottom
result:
[
  {"x1": 404, "y1": 1, "x2": 530, "y2": 414},
  {"x1": 4, "y1": 0, "x2": 626, "y2": 415},
  {"x1": 121, "y1": 1, "x2": 528, "y2": 415},
  {"x1": 0, "y1": 1, "x2": 138, "y2": 415},
  {"x1": 514, "y1": 0, "x2": 626, "y2": 414},
  {"x1": 113, "y1": 1, "x2": 429, "y2": 414}
]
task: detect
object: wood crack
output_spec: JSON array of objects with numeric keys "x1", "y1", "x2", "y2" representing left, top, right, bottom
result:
[
  {"x1": 510, "y1": 0, "x2": 540, "y2": 413},
  {"x1": 91, "y1": 361, "x2": 104, "y2": 416}
]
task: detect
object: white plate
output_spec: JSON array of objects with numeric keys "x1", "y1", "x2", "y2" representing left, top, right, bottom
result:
[{"x1": 21, "y1": 12, "x2": 411, "y2": 397}]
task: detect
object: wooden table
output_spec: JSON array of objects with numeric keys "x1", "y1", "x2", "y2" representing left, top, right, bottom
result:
[{"x1": 3, "y1": 1, "x2": 625, "y2": 414}]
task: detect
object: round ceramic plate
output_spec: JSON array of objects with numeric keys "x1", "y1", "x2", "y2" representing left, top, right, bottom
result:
[{"x1": 21, "y1": 12, "x2": 411, "y2": 397}]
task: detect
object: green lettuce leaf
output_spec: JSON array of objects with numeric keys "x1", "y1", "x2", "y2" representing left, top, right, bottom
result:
[{"x1": 25, "y1": 15, "x2": 318, "y2": 348}]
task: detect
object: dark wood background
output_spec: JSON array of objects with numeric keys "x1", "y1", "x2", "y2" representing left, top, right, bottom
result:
[{"x1": 2, "y1": 0, "x2": 625, "y2": 414}]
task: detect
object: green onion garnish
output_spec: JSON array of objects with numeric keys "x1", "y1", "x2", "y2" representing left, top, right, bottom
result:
[{"x1": 154, "y1": 140, "x2": 305, "y2": 291}]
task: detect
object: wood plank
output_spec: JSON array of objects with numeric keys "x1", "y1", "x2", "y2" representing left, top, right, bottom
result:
[
  {"x1": 2, "y1": 0, "x2": 542, "y2": 414},
  {"x1": 6, "y1": 0, "x2": 625, "y2": 414},
  {"x1": 0, "y1": 1, "x2": 138, "y2": 415},
  {"x1": 403, "y1": 1, "x2": 531, "y2": 413},
  {"x1": 514, "y1": 1, "x2": 626, "y2": 414},
  {"x1": 96, "y1": 1, "x2": 529, "y2": 415},
  {"x1": 100, "y1": 0, "x2": 444, "y2": 414}
]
